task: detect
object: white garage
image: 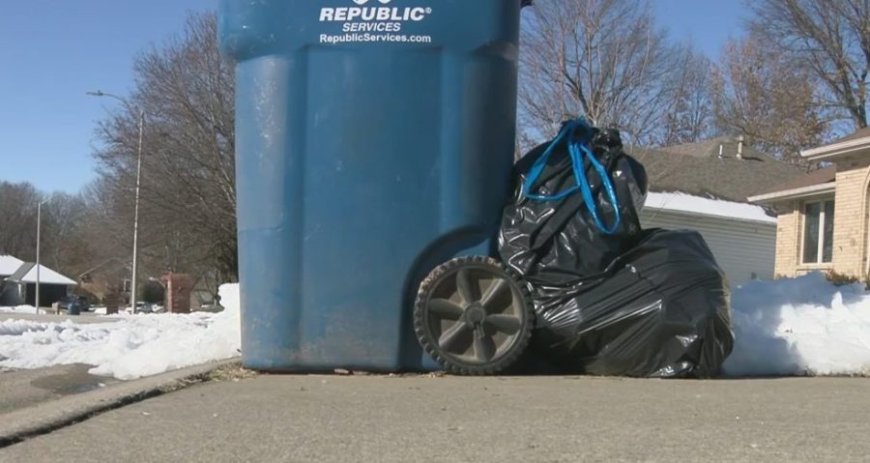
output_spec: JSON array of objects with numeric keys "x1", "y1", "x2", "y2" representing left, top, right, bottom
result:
[{"x1": 641, "y1": 192, "x2": 777, "y2": 285}]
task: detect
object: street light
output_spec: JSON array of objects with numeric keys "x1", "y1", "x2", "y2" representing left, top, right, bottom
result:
[
  {"x1": 35, "y1": 199, "x2": 48, "y2": 312},
  {"x1": 87, "y1": 90, "x2": 145, "y2": 313}
]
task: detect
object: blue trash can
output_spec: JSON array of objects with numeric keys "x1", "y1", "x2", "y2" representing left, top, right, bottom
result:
[{"x1": 219, "y1": 0, "x2": 526, "y2": 372}]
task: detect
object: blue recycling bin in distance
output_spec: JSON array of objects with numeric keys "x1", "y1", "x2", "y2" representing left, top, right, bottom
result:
[{"x1": 219, "y1": 0, "x2": 526, "y2": 372}]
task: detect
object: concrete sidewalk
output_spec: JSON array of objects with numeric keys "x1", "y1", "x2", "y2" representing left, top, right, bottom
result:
[{"x1": 2, "y1": 374, "x2": 869, "y2": 462}]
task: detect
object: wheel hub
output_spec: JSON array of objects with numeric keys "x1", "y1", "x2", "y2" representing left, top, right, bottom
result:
[{"x1": 464, "y1": 304, "x2": 486, "y2": 326}]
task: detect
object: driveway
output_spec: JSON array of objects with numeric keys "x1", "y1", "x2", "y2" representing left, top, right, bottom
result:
[{"x1": 1, "y1": 374, "x2": 867, "y2": 462}]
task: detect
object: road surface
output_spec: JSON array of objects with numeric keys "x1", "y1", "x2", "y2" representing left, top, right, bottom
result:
[
  {"x1": 1, "y1": 374, "x2": 868, "y2": 462},
  {"x1": 0, "y1": 364, "x2": 117, "y2": 415}
]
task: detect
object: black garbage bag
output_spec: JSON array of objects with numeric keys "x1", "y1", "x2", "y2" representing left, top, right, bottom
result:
[
  {"x1": 497, "y1": 119, "x2": 733, "y2": 377},
  {"x1": 528, "y1": 229, "x2": 734, "y2": 377},
  {"x1": 499, "y1": 119, "x2": 647, "y2": 282}
]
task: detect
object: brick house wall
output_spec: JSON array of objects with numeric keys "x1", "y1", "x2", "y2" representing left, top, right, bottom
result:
[
  {"x1": 830, "y1": 159, "x2": 870, "y2": 278},
  {"x1": 773, "y1": 201, "x2": 800, "y2": 278},
  {"x1": 772, "y1": 157, "x2": 870, "y2": 279}
]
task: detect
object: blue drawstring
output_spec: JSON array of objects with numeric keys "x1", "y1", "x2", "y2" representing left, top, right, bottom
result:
[{"x1": 521, "y1": 119, "x2": 622, "y2": 235}]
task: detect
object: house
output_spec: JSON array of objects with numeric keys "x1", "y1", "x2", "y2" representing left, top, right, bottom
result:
[
  {"x1": 749, "y1": 128, "x2": 870, "y2": 279},
  {"x1": 77, "y1": 258, "x2": 131, "y2": 304},
  {"x1": 77, "y1": 259, "x2": 221, "y2": 311},
  {"x1": 0, "y1": 255, "x2": 25, "y2": 304},
  {"x1": 0, "y1": 255, "x2": 77, "y2": 307},
  {"x1": 629, "y1": 136, "x2": 806, "y2": 284},
  {"x1": 0, "y1": 255, "x2": 24, "y2": 280}
]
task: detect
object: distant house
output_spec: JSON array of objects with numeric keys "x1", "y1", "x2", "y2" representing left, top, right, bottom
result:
[
  {"x1": 0, "y1": 255, "x2": 25, "y2": 303},
  {"x1": 749, "y1": 129, "x2": 870, "y2": 279},
  {"x1": 630, "y1": 136, "x2": 806, "y2": 284},
  {"x1": 0, "y1": 255, "x2": 77, "y2": 307},
  {"x1": 0, "y1": 255, "x2": 24, "y2": 280},
  {"x1": 77, "y1": 258, "x2": 131, "y2": 304}
]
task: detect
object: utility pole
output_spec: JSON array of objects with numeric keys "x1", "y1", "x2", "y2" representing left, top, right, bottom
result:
[
  {"x1": 131, "y1": 108, "x2": 144, "y2": 313},
  {"x1": 35, "y1": 199, "x2": 48, "y2": 311},
  {"x1": 87, "y1": 90, "x2": 145, "y2": 313}
]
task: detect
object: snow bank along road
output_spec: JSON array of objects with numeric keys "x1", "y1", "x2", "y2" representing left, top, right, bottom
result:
[
  {"x1": 0, "y1": 285, "x2": 240, "y2": 380},
  {"x1": 2, "y1": 274, "x2": 870, "y2": 379}
]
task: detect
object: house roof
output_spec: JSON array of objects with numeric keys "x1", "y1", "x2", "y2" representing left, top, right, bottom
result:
[
  {"x1": 664, "y1": 136, "x2": 761, "y2": 159},
  {"x1": 6, "y1": 262, "x2": 77, "y2": 286},
  {"x1": 78, "y1": 257, "x2": 128, "y2": 279},
  {"x1": 8, "y1": 263, "x2": 34, "y2": 282},
  {"x1": 748, "y1": 166, "x2": 837, "y2": 203},
  {"x1": 645, "y1": 192, "x2": 776, "y2": 224},
  {"x1": 627, "y1": 139, "x2": 807, "y2": 203},
  {"x1": 760, "y1": 166, "x2": 836, "y2": 194},
  {"x1": 827, "y1": 127, "x2": 870, "y2": 145},
  {"x1": 0, "y1": 255, "x2": 24, "y2": 276},
  {"x1": 801, "y1": 128, "x2": 870, "y2": 160}
]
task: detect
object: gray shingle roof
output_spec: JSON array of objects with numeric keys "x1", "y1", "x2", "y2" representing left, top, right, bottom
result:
[
  {"x1": 8, "y1": 263, "x2": 34, "y2": 283},
  {"x1": 0, "y1": 255, "x2": 24, "y2": 277},
  {"x1": 5, "y1": 262, "x2": 76, "y2": 285},
  {"x1": 757, "y1": 166, "x2": 836, "y2": 196},
  {"x1": 626, "y1": 138, "x2": 807, "y2": 203}
]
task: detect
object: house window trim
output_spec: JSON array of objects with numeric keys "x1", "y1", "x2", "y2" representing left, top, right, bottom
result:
[{"x1": 800, "y1": 198, "x2": 835, "y2": 266}]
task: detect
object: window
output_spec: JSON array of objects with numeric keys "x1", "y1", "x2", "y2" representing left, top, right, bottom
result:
[{"x1": 802, "y1": 200, "x2": 834, "y2": 264}]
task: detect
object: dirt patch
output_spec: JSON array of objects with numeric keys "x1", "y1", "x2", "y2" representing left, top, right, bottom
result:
[{"x1": 205, "y1": 362, "x2": 258, "y2": 383}]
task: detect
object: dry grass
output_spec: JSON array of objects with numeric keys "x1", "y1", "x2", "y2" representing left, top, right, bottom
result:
[{"x1": 206, "y1": 363, "x2": 258, "y2": 383}]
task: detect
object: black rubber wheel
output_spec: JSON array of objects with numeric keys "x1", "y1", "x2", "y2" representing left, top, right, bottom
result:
[{"x1": 414, "y1": 256, "x2": 534, "y2": 375}]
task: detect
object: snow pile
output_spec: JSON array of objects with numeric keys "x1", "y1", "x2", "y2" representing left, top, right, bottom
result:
[
  {"x1": 644, "y1": 192, "x2": 776, "y2": 224},
  {"x1": 4, "y1": 276, "x2": 870, "y2": 378},
  {"x1": 0, "y1": 319, "x2": 53, "y2": 336},
  {"x1": 0, "y1": 305, "x2": 39, "y2": 314},
  {"x1": 0, "y1": 283, "x2": 240, "y2": 380},
  {"x1": 725, "y1": 273, "x2": 870, "y2": 376}
]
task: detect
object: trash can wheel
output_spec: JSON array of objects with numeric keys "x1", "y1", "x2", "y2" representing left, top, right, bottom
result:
[{"x1": 414, "y1": 256, "x2": 534, "y2": 375}]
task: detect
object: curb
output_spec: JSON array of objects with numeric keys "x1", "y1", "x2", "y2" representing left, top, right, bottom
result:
[{"x1": 0, "y1": 357, "x2": 242, "y2": 447}]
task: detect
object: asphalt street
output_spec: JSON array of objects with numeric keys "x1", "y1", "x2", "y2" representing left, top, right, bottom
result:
[
  {"x1": 0, "y1": 313, "x2": 119, "y2": 324},
  {"x1": 0, "y1": 364, "x2": 117, "y2": 415},
  {"x1": 0, "y1": 314, "x2": 120, "y2": 415}
]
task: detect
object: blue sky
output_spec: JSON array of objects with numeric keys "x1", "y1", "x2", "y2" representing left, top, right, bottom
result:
[
  {"x1": 0, "y1": 0, "x2": 213, "y2": 194},
  {"x1": 653, "y1": 0, "x2": 745, "y2": 57},
  {"x1": 0, "y1": 0, "x2": 743, "y2": 194}
]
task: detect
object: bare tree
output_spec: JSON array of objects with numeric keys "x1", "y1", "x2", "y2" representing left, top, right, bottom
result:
[
  {"x1": 659, "y1": 45, "x2": 714, "y2": 146},
  {"x1": 93, "y1": 12, "x2": 237, "y2": 283},
  {"x1": 42, "y1": 192, "x2": 91, "y2": 274},
  {"x1": 518, "y1": 0, "x2": 697, "y2": 145},
  {"x1": 750, "y1": 0, "x2": 870, "y2": 129},
  {"x1": 79, "y1": 177, "x2": 130, "y2": 265},
  {"x1": 0, "y1": 181, "x2": 40, "y2": 260},
  {"x1": 0, "y1": 181, "x2": 94, "y2": 279},
  {"x1": 710, "y1": 33, "x2": 827, "y2": 163}
]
